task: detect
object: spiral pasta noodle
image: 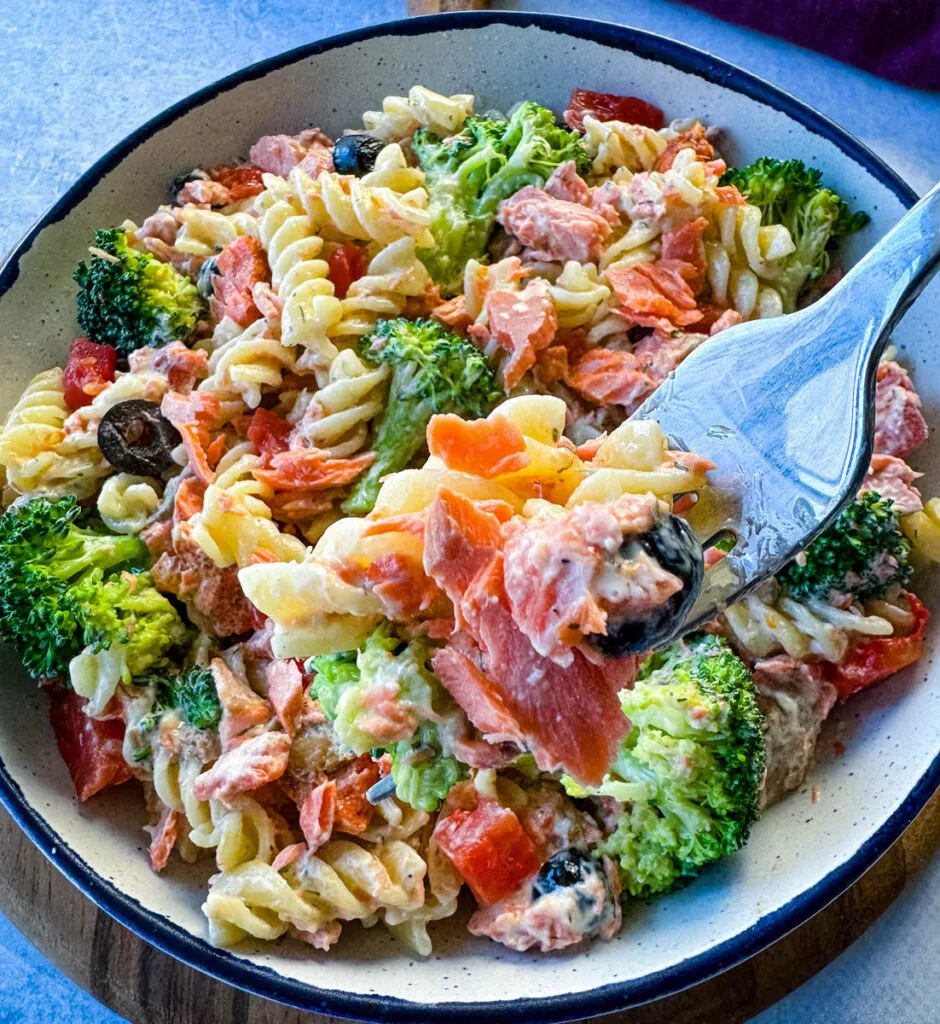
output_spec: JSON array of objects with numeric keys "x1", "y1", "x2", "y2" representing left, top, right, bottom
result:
[
  {"x1": 722, "y1": 581, "x2": 895, "y2": 663},
  {"x1": 335, "y1": 237, "x2": 431, "y2": 339},
  {"x1": 288, "y1": 349, "x2": 389, "y2": 459},
  {"x1": 257, "y1": 181, "x2": 342, "y2": 378},
  {"x1": 546, "y1": 261, "x2": 611, "y2": 329},
  {"x1": 173, "y1": 207, "x2": 260, "y2": 260},
  {"x1": 361, "y1": 86, "x2": 474, "y2": 142},
  {"x1": 96, "y1": 473, "x2": 162, "y2": 534},
  {"x1": 0, "y1": 368, "x2": 110, "y2": 501},
  {"x1": 704, "y1": 200, "x2": 792, "y2": 319},
  {"x1": 580, "y1": 115, "x2": 668, "y2": 178},
  {"x1": 315, "y1": 145, "x2": 434, "y2": 248},
  {"x1": 201, "y1": 318, "x2": 297, "y2": 409}
]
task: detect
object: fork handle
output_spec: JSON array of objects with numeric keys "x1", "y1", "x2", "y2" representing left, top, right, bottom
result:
[{"x1": 825, "y1": 181, "x2": 940, "y2": 354}]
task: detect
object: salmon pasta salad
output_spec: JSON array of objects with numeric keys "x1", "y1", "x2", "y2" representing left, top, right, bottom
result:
[{"x1": 0, "y1": 84, "x2": 933, "y2": 956}]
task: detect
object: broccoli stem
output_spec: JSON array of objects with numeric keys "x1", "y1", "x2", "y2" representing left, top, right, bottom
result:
[{"x1": 342, "y1": 383, "x2": 433, "y2": 516}]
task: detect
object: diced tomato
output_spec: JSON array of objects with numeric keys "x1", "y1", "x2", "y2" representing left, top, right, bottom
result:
[
  {"x1": 48, "y1": 687, "x2": 132, "y2": 802},
  {"x1": 327, "y1": 243, "x2": 370, "y2": 299},
  {"x1": 826, "y1": 592, "x2": 929, "y2": 701},
  {"x1": 433, "y1": 800, "x2": 541, "y2": 906},
  {"x1": 248, "y1": 407, "x2": 292, "y2": 457},
  {"x1": 564, "y1": 88, "x2": 664, "y2": 132},
  {"x1": 426, "y1": 413, "x2": 529, "y2": 478},
  {"x1": 62, "y1": 337, "x2": 117, "y2": 411},
  {"x1": 210, "y1": 165, "x2": 266, "y2": 201}
]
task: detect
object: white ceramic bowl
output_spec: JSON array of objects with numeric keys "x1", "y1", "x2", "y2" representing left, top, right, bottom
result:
[{"x1": 0, "y1": 12, "x2": 937, "y2": 1023}]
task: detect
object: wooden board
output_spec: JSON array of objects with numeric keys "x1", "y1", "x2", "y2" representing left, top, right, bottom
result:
[{"x1": 0, "y1": 790, "x2": 937, "y2": 1024}]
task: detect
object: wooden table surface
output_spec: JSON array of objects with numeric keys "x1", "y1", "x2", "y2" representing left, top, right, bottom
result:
[{"x1": 0, "y1": 789, "x2": 936, "y2": 1024}]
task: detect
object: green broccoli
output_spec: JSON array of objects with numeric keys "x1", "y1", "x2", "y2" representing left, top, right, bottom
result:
[
  {"x1": 0, "y1": 496, "x2": 187, "y2": 679},
  {"x1": 74, "y1": 228, "x2": 204, "y2": 355},
  {"x1": 778, "y1": 491, "x2": 912, "y2": 602},
  {"x1": 342, "y1": 318, "x2": 499, "y2": 515},
  {"x1": 137, "y1": 665, "x2": 221, "y2": 732},
  {"x1": 413, "y1": 101, "x2": 590, "y2": 293},
  {"x1": 309, "y1": 624, "x2": 466, "y2": 812},
  {"x1": 720, "y1": 157, "x2": 869, "y2": 311},
  {"x1": 566, "y1": 633, "x2": 765, "y2": 898}
]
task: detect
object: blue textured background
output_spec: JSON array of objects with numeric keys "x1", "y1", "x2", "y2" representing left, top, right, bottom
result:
[{"x1": 0, "y1": 1, "x2": 938, "y2": 1021}]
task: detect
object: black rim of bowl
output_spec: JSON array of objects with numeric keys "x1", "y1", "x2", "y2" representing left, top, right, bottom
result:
[{"x1": 0, "y1": 11, "x2": 930, "y2": 1024}]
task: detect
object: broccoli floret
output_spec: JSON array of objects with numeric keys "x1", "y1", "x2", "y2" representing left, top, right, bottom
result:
[
  {"x1": 567, "y1": 633, "x2": 764, "y2": 898},
  {"x1": 342, "y1": 318, "x2": 499, "y2": 515},
  {"x1": 414, "y1": 101, "x2": 590, "y2": 293},
  {"x1": 74, "y1": 228, "x2": 204, "y2": 355},
  {"x1": 0, "y1": 496, "x2": 186, "y2": 679},
  {"x1": 138, "y1": 666, "x2": 221, "y2": 732},
  {"x1": 309, "y1": 624, "x2": 466, "y2": 812},
  {"x1": 778, "y1": 491, "x2": 912, "y2": 602},
  {"x1": 720, "y1": 157, "x2": 869, "y2": 311}
]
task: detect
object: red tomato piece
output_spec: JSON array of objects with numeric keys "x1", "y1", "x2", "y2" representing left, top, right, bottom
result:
[
  {"x1": 433, "y1": 800, "x2": 541, "y2": 905},
  {"x1": 327, "y1": 243, "x2": 369, "y2": 299},
  {"x1": 210, "y1": 165, "x2": 266, "y2": 201},
  {"x1": 826, "y1": 592, "x2": 930, "y2": 701},
  {"x1": 48, "y1": 687, "x2": 132, "y2": 802},
  {"x1": 564, "y1": 88, "x2": 665, "y2": 132},
  {"x1": 62, "y1": 337, "x2": 117, "y2": 411},
  {"x1": 247, "y1": 407, "x2": 292, "y2": 457}
]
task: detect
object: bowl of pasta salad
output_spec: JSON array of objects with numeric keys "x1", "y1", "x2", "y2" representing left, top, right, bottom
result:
[{"x1": 0, "y1": 11, "x2": 936, "y2": 1023}]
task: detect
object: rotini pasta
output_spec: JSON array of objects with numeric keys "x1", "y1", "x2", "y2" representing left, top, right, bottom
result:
[
  {"x1": 722, "y1": 580, "x2": 895, "y2": 662},
  {"x1": 0, "y1": 368, "x2": 110, "y2": 500},
  {"x1": 361, "y1": 86, "x2": 474, "y2": 142},
  {"x1": 96, "y1": 473, "x2": 162, "y2": 534},
  {"x1": 201, "y1": 317, "x2": 297, "y2": 409}
]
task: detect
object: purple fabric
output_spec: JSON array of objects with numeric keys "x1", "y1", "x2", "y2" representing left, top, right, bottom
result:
[{"x1": 678, "y1": 0, "x2": 940, "y2": 90}]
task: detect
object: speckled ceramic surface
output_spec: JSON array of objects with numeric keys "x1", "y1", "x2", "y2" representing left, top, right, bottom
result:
[{"x1": 0, "y1": 12, "x2": 937, "y2": 1023}]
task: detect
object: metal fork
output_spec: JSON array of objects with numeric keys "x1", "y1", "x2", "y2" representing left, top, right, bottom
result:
[{"x1": 632, "y1": 182, "x2": 940, "y2": 641}]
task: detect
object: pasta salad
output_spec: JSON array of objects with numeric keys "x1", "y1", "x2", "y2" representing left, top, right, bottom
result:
[{"x1": 0, "y1": 84, "x2": 933, "y2": 956}]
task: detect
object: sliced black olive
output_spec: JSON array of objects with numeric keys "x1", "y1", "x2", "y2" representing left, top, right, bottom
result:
[
  {"x1": 532, "y1": 846, "x2": 596, "y2": 899},
  {"x1": 590, "y1": 513, "x2": 705, "y2": 657},
  {"x1": 170, "y1": 168, "x2": 211, "y2": 204},
  {"x1": 98, "y1": 400, "x2": 182, "y2": 476},
  {"x1": 197, "y1": 256, "x2": 220, "y2": 299},
  {"x1": 333, "y1": 134, "x2": 385, "y2": 176}
]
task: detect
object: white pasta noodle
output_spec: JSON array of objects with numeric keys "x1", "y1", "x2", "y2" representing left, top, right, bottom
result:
[
  {"x1": 185, "y1": 482, "x2": 307, "y2": 569},
  {"x1": 545, "y1": 261, "x2": 611, "y2": 328},
  {"x1": 96, "y1": 473, "x2": 162, "y2": 534},
  {"x1": 173, "y1": 207, "x2": 260, "y2": 259},
  {"x1": 335, "y1": 236, "x2": 431, "y2": 339},
  {"x1": 288, "y1": 348, "x2": 389, "y2": 459},
  {"x1": 201, "y1": 317, "x2": 297, "y2": 409},
  {"x1": 211, "y1": 440, "x2": 274, "y2": 517},
  {"x1": 256, "y1": 178, "x2": 342, "y2": 379},
  {"x1": 361, "y1": 86, "x2": 474, "y2": 142},
  {"x1": 0, "y1": 368, "x2": 110, "y2": 501},
  {"x1": 580, "y1": 115, "x2": 668, "y2": 178},
  {"x1": 722, "y1": 580, "x2": 895, "y2": 663},
  {"x1": 314, "y1": 145, "x2": 434, "y2": 248},
  {"x1": 704, "y1": 200, "x2": 792, "y2": 318}
]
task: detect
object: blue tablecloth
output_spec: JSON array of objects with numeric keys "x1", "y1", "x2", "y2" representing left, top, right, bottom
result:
[{"x1": 0, "y1": 1, "x2": 938, "y2": 1021}]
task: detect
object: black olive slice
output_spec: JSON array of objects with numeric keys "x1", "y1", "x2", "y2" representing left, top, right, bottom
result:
[
  {"x1": 98, "y1": 400, "x2": 182, "y2": 476},
  {"x1": 532, "y1": 847, "x2": 596, "y2": 899},
  {"x1": 333, "y1": 134, "x2": 385, "y2": 176},
  {"x1": 197, "y1": 256, "x2": 220, "y2": 299},
  {"x1": 589, "y1": 513, "x2": 705, "y2": 657}
]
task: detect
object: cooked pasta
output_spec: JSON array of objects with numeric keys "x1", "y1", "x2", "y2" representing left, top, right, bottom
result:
[
  {"x1": 361, "y1": 86, "x2": 474, "y2": 142},
  {"x1": 201, "y1": 317, "x2": 297, "y2": 409},
  {"x1": 96, "y1": 473, "x2": 162, "y2": 533}
]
